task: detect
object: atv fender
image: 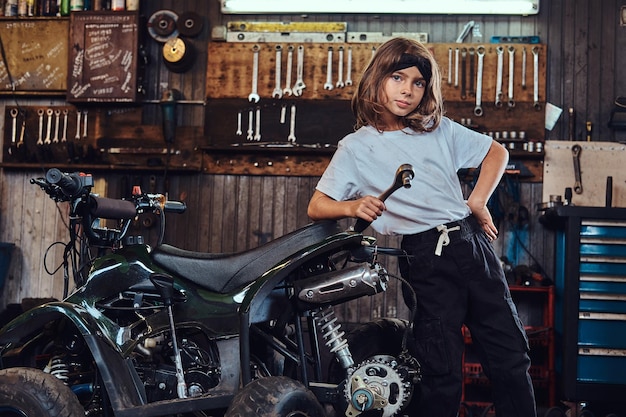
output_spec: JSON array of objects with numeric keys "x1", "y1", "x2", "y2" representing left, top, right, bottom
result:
[
  {"x1": 237, "y1": 230, "x2": 363, "y2": 384},
  {"x1": 0, "y1": 301, "x2": 147, "y2": 411}
]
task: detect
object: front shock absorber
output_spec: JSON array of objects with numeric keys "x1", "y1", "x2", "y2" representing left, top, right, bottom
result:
[
  {"x1": 313, "y1": 306, "x2": 354, "y2": 369},
  {"x1": 46, "y1": 354, "x2": 70, "y2": 383}
]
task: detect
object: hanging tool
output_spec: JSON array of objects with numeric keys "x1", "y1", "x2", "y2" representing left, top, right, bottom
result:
[
  {"x1": 507, "y1": 46, "x2": 515, "y2": 108},
  {"x1": 568, "y1": 108, "x2": 575, "y2": 141},
  {"x1": 160, "y1": 89, "x2": 176, "y2": 143},
  {"x1": 495, "y1": 46, "x2": 504, "y2": 108},
  {"x1": 447, "y1": 48, "x2": 452, "y2": 85},
  {"x1": 9, "y1": 108, "x2": 17, "y2": 146},
  {"x1": 571, "y1": 144, "x2": 583, "y2": 194},
  {"x1": 586, "y1": 121, "x2": 592, "y2": 141},
  {"x1": 283, "y1": 45, "x2": 294, "y2": 96},
  {"x1": 324, "y1": 46, "x2": 334, "y2": 90},
  {"x1": 287, "y1": 104, "x2": 296, "y2": 143},
  {"x1": 272, "y1": 45, "x2": 283, "y2": 99},
  {"x1": 44, "y1": 108, "x2": 53, "y2": 145},
  {"x1": 246, "y1": 109, "x2": 254, "y2": 140},
  {"x1": 460, "y1": 48, "x2": 467, "y2": 100},
  {"x1": 336, "y1": 46, "x2": 345, "y2": 88},
  {"x1": 61, "y1": 109, "x2": 68, "y2": 143},
  {"x1": 293, "y1": 45, "x2": 306, "y2": 96},
  {"x1": 254, "y1": 107, "x2": 261, "y2": 141},
  {"x1": 473, "y1": 46, "x2": 485, "y2": 117},
  {"x1": 521, "y1": 47, "x2": 527, "y2": 89},
  {"x1": 37, "y1": 109, "x2": 44, "y2": 145},
  {"x1": 248, "y1": 45, "x2": 260, "y2": 103},
  {"x1": 345, "y1": 46, "x2": 353, "y2": 86},
  {"x1": 455, "y1": 21, "x2": 475, "y2": 43},
  {"x1": 53, "y1": 109, "x2": 60, "y2": 143},
  {"x1": 532, "y1": 46, "x2": 541, "y2": 110},
  {"x1": 454, "y1": 48, "x2": 460, "y2": 88},
  {"x1": 236, "y1": 111, "x2": 242, "y2": 135},
  {"x1": 468, "y1": 47, "x2": 475, "y2": 97}
]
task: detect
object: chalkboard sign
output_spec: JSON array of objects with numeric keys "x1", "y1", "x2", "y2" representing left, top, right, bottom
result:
[
  {"x1": 67, "y1": 11, "x2": 139, "y2": 103},
  {"x1": 0, "y1": 18, "x2": 69, "y2": 94}
]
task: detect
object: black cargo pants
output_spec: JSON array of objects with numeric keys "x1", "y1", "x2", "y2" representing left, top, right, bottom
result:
[{"x1": 399, "y1": 215, "x2": 537, "y2": 417}]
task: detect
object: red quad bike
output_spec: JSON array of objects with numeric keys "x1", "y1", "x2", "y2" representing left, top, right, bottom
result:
[{"x1": 0, "y1": 165, "x2": 420, "y2": 417}]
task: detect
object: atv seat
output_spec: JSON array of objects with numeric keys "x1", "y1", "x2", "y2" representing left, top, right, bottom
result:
[{"x1": 152, "y1": 221, "x2": 343, "y2": 294}]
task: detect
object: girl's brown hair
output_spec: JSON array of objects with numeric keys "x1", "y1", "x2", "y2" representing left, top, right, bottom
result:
[{"x1": 352, "y1": 37, "x2": 444, "y2": 132}]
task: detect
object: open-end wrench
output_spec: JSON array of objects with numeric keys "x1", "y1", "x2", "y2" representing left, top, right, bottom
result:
[
  {"x1": 460, "y1": 48, "x2": 467, "y2": 100},
  {"x1": 283, "y1": 46, "x2": 294, "y2": 96},
  {"x1": 254, "y1": 107, "x2": 261, "y2": 141},
  {"x1": 10, "y1": 108, "x2": 17, "y2": 145},
  {"x1": 272, "y1": 45, "x2": 283, "y2": 99},
  {"x1": 248, "y1": 45, "x2": 260, "y2": 103},
  {"x1": 474, "y1": 46, "x2": 485, "y2": 117},
  {"x1": 246, "y1": 109, "x2": 254, "y2": 140},
  {"x1": 53, "y1": 109, "x2": 60, "y2": 143},
  {"x1": 236, "y1": 111, "x2": 242, "y2": 135},
  {"x1": 532, "y1": 46, "x2": 541, "y2": 110},
  {"x1": 336, "y1": 46, "x2": 345, "y2": 88},
  {"x1": 345, "y1": 47, "x2": 353, "y2": 86},
  {"x1": 495, "y1": 46, "x2": 504, "y2": 108},
  {"x1": 521, "y1": 47, "x2": 527, "y2": 89},
  {"x1": 44, "y1": 109, "x2": 53, "y2": 144},
  {"x1": 37, "y1": 109, "x2": 44, "y2": 145},
  {"x1": 572, "y1": 144, "x2": 583, "y2": 194},
  {"x1": 324, "y1": 47, "x2": 334, "y2": 90},
  {"x1": 61, "y1": 109, "x2": 68, "y2": 142},
  {"x1": 468, "y1": 47, "x2": 475, "y2": 97},
  {"x1": 75, "y1": 110, "x2": 82, "y2": 140},
  {"x1": 293, "y1": 45, "x2": 306, "y2": 96},
  {"x1": 280, "y1": 104, "x2": 286, "y2": 124},
  {"x1": 287, "y1": 104, "x2": 296, "y2": 143},
  {"x1": 507, "y1": 46, "x2": 516, "y2": 108}
]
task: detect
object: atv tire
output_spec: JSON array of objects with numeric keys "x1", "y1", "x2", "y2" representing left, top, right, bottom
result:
[
  {"x1": 225, "y1": 375, "x2": 325, "y2": 417},
  {"x1": 0, "y1": 367, "x2": 84, "y2": 417}
]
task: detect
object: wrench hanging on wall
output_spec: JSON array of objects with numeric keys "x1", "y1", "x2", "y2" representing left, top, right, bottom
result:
[
  {"x1": 473, "y1": 46, "x2": 485, "y2": 117},
  {"x1": 495, "y1": 46, "x2": 504, "y2": 108},
  {"x1": 272, "y1": 45, "x2": 283, "y2": 99},
  {"x1": 532, "y1": 46, "x2": 541, "y2": 110},
  {"x1": 248, "y1": 45, "x2": 260, "y2": 103},
  {"x1": 507, "y1": 46, "x2": 516, "y2": 108}
]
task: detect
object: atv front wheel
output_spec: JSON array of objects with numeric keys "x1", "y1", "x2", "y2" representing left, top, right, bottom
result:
[
  {"x1": 225, "y1": 376, "x2": 325, "y2": 417},
  {"x1": 0, "y1": 367, "x2": 84, "y2": 417}
]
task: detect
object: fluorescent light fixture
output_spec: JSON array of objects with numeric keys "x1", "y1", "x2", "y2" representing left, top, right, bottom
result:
[{"x1": 221, "y1": 0, "x2": 540, "y2": 15}]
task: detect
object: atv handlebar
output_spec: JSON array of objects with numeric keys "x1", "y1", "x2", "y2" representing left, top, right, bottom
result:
[
  {"x1": 353, "y1": 164, "x2": 414, "y2": 233},
  {"x1": 32, "y1": 169, "x2": 186, "y2": 248}
]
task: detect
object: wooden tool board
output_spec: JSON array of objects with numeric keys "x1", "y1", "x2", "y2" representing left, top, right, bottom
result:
[
  {"x1": 0, "y1": 18, "x2": 69, "y2": 93},
  {"x1": 542, "y1": 140, "x2": 626, "y2": 207}
]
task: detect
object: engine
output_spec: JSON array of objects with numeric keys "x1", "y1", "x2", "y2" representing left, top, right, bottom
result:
[{"x1": 132, "y1": 330, "x2": 221, "y2": 402}]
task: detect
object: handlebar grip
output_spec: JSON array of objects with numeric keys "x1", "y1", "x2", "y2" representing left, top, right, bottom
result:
[
  {"x1": 46, "y1": 168, "x2": 82, "y2": 196},
  {"x1": 164, "y1": 201, "x2": 186, "y2": 214},
  {"x1": 89, "y1": 196, "x2": 137, "y2": 220}
]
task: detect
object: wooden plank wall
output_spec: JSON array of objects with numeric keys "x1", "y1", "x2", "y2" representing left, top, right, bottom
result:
[{"x1": 0, "y1": 0, "x2": 623, "y2": 322}]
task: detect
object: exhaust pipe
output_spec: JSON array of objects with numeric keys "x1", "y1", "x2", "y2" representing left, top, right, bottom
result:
[{"x1": 295, "y1": 263, "x2": 387, "y2": 305}]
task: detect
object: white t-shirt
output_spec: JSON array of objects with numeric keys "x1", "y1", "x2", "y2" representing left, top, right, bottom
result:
[{"x1": 315, "y1": 117, "x2": 493, "y2": 235}]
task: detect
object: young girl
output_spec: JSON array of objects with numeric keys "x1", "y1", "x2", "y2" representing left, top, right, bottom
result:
[{"x1": 308, "y1": 37, "x2": 536, "y2": 417}]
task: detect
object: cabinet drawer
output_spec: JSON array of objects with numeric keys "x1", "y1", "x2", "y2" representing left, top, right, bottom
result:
[
  {"x1": 577, "y1": 354, "x2": 626, "y2": 385},
  {"x1": 578, "y1": 316, "x2": 626, "y2": 349}
]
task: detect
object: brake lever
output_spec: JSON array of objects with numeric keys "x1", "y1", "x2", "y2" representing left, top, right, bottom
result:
[{"x1": 353, "y1": 164, "x2": 414, "y2": 233}]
